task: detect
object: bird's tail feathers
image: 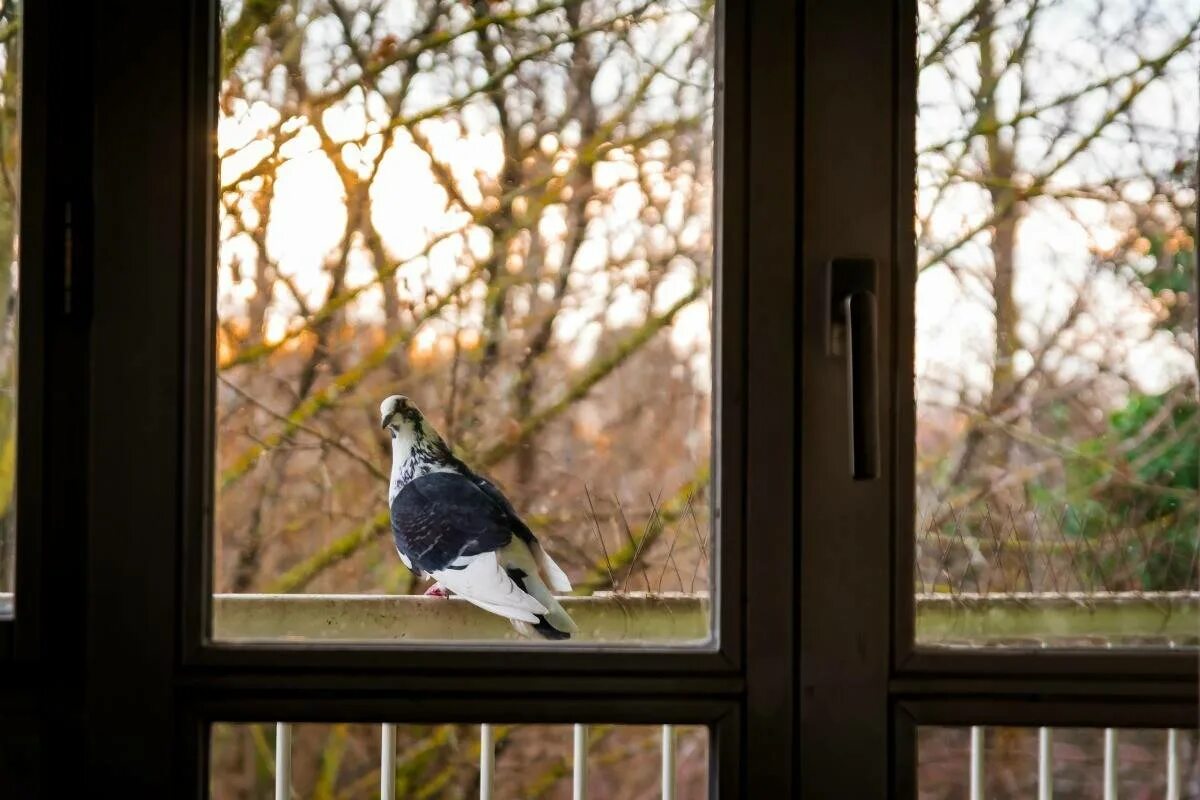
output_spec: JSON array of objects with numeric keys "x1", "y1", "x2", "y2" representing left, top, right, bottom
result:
[
  {"x1": 464, "y1": 597, "x2": 540, "y2": 624},
  {"x1": 532, "y1": 542, "x2": 573, "y2": 593},
  {"x1": 502, "y1": 541, "x2": 577, "y2": 639},
  {"x1": 540, "y1": 596, "x2": 578, "y2": 636},
  {"x1": 514, "y1": 617, "x2": 572, "y2": 640},
  {"x1": 516, "y1": 571, "x2": 578, "y2": 636}
]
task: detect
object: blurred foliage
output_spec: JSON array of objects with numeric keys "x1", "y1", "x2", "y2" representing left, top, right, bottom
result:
[
  {"x1": 1031, "y1": 391, "x2": 1198, "y2": 590},
  {"x1": 1112, "y1": 395, "x2": 1199, "y2": 495}
]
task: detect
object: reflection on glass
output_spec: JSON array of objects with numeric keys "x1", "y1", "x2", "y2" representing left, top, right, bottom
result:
[
  {"x1": 914, "y1": 0, "x2": 1199, "y2": 647},
  {"x1": 919, "y1": 726, "x2": 1196, "y2": 799},
  {"x1": 209, "y1": 722, "x2": 709, "y2": 799},
  {"x1": 214, "y1": 1, "x2": 714, "y2": 644},
  {"x1": 0, "y1": 0, "x2": 20, "y2": 617}
]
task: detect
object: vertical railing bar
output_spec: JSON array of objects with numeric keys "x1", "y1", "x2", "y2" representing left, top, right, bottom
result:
[
  {"x1": 662, "y1": 724, "x2": 676, "y2": 800},
  {"x1": 1038, "y1": 727, "x2": 1053, "y2": 800},
  {"x1": 275, "y1": 722, "x2": 293, "y2": 800},
  {"x1": 1166, "y1": 729, "x2": 1180, "y2": 800},
  {"x1": 573, "y1": 724, "x2": 589, "y2": 800},
  {"x1": 969, "y1": 726, "x2": 985, "y2": 800},
  {"x1": 380, "y1": 723, "x2": 397, "y2": 800},
  {"x1": 1103, "y1": 728, "x2": 1117, "y2": 800},
  {"x1": 480, "y1": 724, "x2": 495, "y2": 800}
]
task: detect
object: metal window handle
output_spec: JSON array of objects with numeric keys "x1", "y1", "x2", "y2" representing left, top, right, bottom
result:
[
  {"x1": 844, "y1": 291, "x2": 880, "y2": 480},
  {"x1": 827, "y1": 258, "x2": 880, "y2": 481}
]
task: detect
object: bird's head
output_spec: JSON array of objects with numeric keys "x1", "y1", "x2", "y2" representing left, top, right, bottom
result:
[
  {"x1": 380, "y1": 394, "x2": 452, "y2": 467},
  {"x1": 380, "y1": 394, "x2": 424, "y2": 433}
]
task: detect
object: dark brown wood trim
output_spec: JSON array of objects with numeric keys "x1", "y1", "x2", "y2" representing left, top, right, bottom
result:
[
  {"x1": 798, "y1": 0, "x2": 897, "y2": 794},
  {"x1": 898, "y1": 697, "x2": 1195, "y2": 730}
]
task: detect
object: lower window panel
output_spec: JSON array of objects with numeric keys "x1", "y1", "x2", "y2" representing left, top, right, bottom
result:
[
  {"x1": 919, "y1": 725, "x2": 1197, "y2": 799},
  {"x1": 210, "y1": 721, "x2": 709, "y2": 799}
]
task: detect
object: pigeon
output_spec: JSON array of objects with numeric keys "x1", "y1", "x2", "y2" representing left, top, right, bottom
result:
[{"x1": 380, "y1": 394, "x2": 578, "y2": 640}]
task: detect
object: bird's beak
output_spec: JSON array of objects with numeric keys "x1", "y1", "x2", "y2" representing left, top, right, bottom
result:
[{"x1": 380, "y1": 413, "x2": 392, "y2": 429}]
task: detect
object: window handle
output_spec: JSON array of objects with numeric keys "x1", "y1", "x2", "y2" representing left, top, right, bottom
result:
[
  {"x1": 844, "y1": 291, "x2": 879, "y2": 480},
  {"x1": 827, "y1": 259, "x2": 880, "y2": 480}
]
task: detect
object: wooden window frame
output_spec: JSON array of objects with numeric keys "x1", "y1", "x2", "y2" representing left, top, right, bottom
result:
[{"x1": 175, "y1": 3, "x2": 757, "y2": 678}]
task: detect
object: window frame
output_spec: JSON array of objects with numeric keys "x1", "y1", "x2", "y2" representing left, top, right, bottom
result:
[
  {"x1": 886, "y1": 1, "x2": 1197, "y2": 681},
  {"x1": 797, "y1": 1, "x2": 1197, "y2": 795},
  {"x1": 0, "y1": 3, "x2": 94, "y2": 791},
  {"x1": 0, "y1": 0, "x2": 92, "y2": 671},
  {"x1": 181, "y1": 0, "x2": 753, "y2": 676},
  {"x1": 888, "y1": 0, "x2": 1195, "y2": 679},
  {"x1": 82, "y1": 0, "x2": 799, "y2": 796}
]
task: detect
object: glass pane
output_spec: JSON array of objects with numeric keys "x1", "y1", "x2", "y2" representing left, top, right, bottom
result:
[
  {"x1": 210, "y1": 722, "x2": 709, "y2": 798},
  {"x1": 919, "y1": 726, "x2": 1198, "y2": 799},
  {"x1": 213, "y1": 1, "x2": 715, "y2": 644},
  {"x1": 0, "y1": 0, "x2": 20, "y2": 619},
  {"x1": 914, "y1": 0, "x2": 1199, "y2": 648}
]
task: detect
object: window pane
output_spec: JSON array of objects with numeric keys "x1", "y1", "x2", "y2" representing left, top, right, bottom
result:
[
  {"x1": 210, "y1": 722, "x2": 709, "y2": 799},
  {"x1": 914, "y1": 0, "x2": 1199, "y2": 648},
  {"x1": 0, "y1": 0, "x2": 20, "y2": 619},
  {"x1": 213, "y1": 1, "x2": 715, "y2": 644},
  {"x1": 919, "y1": 726, "x2": 1197, "y2": 799}
]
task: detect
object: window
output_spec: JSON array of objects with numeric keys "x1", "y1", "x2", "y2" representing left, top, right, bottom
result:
[
  {"x1": 799, "y1": 0, "x2": 1196, "y2": 795},
  {"x1": 0, "y1": 0, "x2": 1189, "y2": 796},
  {"x1": 913, "y1": 0, "x2": 1199, "y2": 650},
  {"x1": 213, "y1": 0, "x2": 717, "y2": 646},
  {"x1": 164, "y1": 0, "x2": 787, "y2": 793}
]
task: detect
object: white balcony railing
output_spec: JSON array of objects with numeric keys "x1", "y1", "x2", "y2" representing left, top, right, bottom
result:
[
  {"x1": 268, "y1": 721, "x2": 681, "y2": 800},
  {"x1": 266, "y1": 720, "x2": 1185, "y2": 799}
]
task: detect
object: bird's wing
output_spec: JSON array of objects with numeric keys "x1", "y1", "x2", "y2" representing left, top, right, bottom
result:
[
  {"x1": 469, "y1": 472, "x2": 537, "y2": 544},
  {"x1": 470, "y1": 471, "x2": 572, "y2": 592},
  {"x1": 390, "y1": 472, "x2": 548, "y2": 620},
  {"x1": 390, "y1": 472, "x2": 514, "y2": 574}
]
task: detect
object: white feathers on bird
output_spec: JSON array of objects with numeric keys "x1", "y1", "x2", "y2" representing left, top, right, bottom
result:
[{"x1": 380, "y1": 394, "x2": 578, "y2": 640}]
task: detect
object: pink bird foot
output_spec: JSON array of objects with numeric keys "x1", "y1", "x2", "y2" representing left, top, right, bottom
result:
[{"x1": 423, "y1": 583, "x2": 449, "y2": 598}]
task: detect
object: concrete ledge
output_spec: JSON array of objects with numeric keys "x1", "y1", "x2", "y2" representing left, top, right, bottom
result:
[
  {"x1": 212, "y1": 592, "x2": 713, "y2": 644},
  {"x1": 3, "y1": 591, "x2": 1194, "y2": 645},
  {"x1": 210, "y1": 590, "x2": 1198, "y2": 645},
  {"x1": 915, "y1": 591, "x2": 1200, "y2": 646}
]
